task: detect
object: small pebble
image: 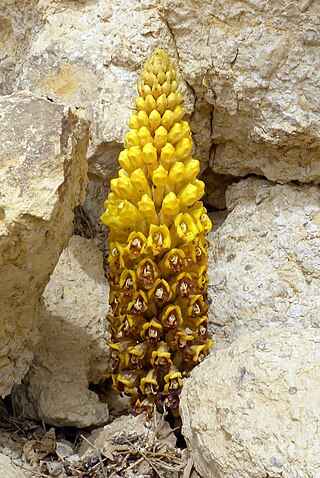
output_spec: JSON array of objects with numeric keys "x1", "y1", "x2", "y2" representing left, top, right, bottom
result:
[
  {"x1": 56, "y1": 441, "x2": 74, "y2": 459},
  {"x1": 47, "y1": 461, "x2": 64, "y2": 476}
]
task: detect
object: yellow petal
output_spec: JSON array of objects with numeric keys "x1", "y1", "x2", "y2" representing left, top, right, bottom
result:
[{"x1": 152, "y1": 164, "x2": 168, "y2": 187}]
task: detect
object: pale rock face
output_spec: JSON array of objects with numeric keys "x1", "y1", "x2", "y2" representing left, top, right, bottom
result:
[
  {"x1": 180, "y1": 327, "x2": 320, "y2": 478},
  {"x1": 0, "y1": 91, "x2": 88, "y2": 397},
  {"x1": 160, "y1": 0, "x2": 320, "y2": 183},
  {"x1": 17, "y1": 235, "x2": 111, "y2": 428},
  {"x1": 0, "y1": 0, "x2": 217, "y2": 230},
  {"x1": 0, "y1": 454, "x2": 27, "y2": 478},
  {"x1": 208, "y1": 177, "x2": 320, "y2": 347}
]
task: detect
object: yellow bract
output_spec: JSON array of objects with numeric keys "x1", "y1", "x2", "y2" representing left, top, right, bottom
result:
[{"x1": 102, "y1": 49, "x2": 213, "y2": 417}]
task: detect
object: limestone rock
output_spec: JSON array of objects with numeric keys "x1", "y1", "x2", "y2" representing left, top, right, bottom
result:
[
  {"x1": 160, "y1": 0, "x2": 320, "y2": 183},
  {"x1": 208, "y1": 177, "x2": 320, "y2": 346},
  {"x1": 17, "y1": 235, "x2": 110, "y2": 428},
  {"x1": 180, "y1": 327, "x2": 320, "y2": 478},
  {"x1": 0, "y1": 91, "x2": 88, "y2": 397},
  {"x1": 0, "y1": 454, "x2": 27, "y2": 478}
]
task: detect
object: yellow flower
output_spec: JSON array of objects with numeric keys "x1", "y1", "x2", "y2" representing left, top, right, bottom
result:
[
  {"x1": 125, "y1": 341, "x2": 150, "y2": 369},
  {"x1": 150, "y1": 341, "x2": 172, "y2": 369},
  {"x1": 124, "y1": 232, "x2": 147, "y2": 260},
  {"x1": 146, "y1": 224, "x2": 171, "y2": 255},
  {"x1": 159, "y1": 248, "x2": 187, "y2": 276},
  {"x1": 164, "y1": 366, "x2": 183, "y2": 393},
  {"x1": 161, "y1": 192, "x2": 180, "y2": 216},
  {"x1": 119, "y1": 270, "x2": 137, "y2": 297},
  {"x1": 173, "y1": 213, "x2": 199, "y2": 243},
  {"x1": 187, "y1": 294, "x2": 209, "y2": 318},
  {"x1": 148, "y1": 278, "x2": 172, "y2": 305},
  {"x1": 140, "y1": 318, "x2": 163, "y2": 343},
  {"x1": 136, "y1": 257, "x2": 159, "y2": 289},
  {"x1": 113, "y1": 370, "x2": 144, "y2": 396},
  {"x1": 160, "y1": 305, "x2": 183, "y2": 330},
  {"x1": 170, "y1": 272, "x2": 194, "y2": 298},
  {"x1": 128, "y1": 290, "x2": 148, "y2": 315},
  {"x1": 140, "y1": 368, "x2": 159, "y2": 395}
]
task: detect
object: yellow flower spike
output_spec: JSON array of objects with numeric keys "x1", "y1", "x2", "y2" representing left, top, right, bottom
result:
[
  {"x1": 135, "y1": 96, "x2": 146, "y2": 111},
  {"x1": 146, "y1": 224, "x2": 171, "y2": 255},
  {"x1": 140, "y1": 318, "x2": 163, "y2": 343},
  {"x1": 175, "y1": 137, "x2": 193, "y2": 160},
  {"x1": 117, "y1": 177, "x2": 138, "y2": 202},
  {"x1": 118, "y1": 150, "x2": 135, "y2": 174},
  {"x1": 142, "y1": 143, "x2": 158, "y2": 167},
  {"x1": 154, "y1": 126, "x2": 168, "y2": 151},
  {"x1": 172, "y1": 105, "x2": 185, "y2": 123},
  {"x1": 124, "y1": 231, "x2": 147, "y2": 260},
  {"x1": 138, "y1": 194, "x2": 158, "y2": 225},
  {"x1": 148, "y1": 278, "x2": 172, "y2": 305},
  {"x1": 125, "y1": 129, "x2": 140, "y2": 148},
  {"x1": 128, "y1": 113, "x2": 140, "y2": 130},
  {"x1": 130, "y1": 169, "x2": 151, "y2": 196},
  {"x1": 150, "y1": 341, "x2": 172, "y2": 369},
  {"x1": 125, "y1": 342, "x2": 150, "y2": 369},
  {"x1": 128, "y1": 290, "x2": 148, "y2": 315},
  {"x1": 136, "y1": 257, "x2": 159, "y2": 289},
  {"x1": 149, "y1": 109, "x2": 161, "y2": 132},
  {"x1": 187, "y1": 294, "x2": 209, "y2": 319},
  {"x1": 138, "y1": 126, "x2": 153, "y2": 147},
  {"x1": 102, "y1": 49, "x2": 213, "y2": 417},
  {"x1": 177, "y1": 183, "x2": 202, "y2": 207},
  {"x1": 135, "y1": 110, "x2": 149, "y2": 128},
  {"x1": 161, "y1": 80, "x2": 171, "y2": 96},
  {"x1": 180, "y1": 120, "x2": 191, "y2": 138},
  {"x1": 183, "y1": 157, "x2": 200, "y2": 181},
  {"x1": 164, "y1": 366, "x2": 183, "y2": 393},
  {"x1": 144, "y1": 94, "x2": 157, "y2": 114},
  {"x1": 140, "y1": 368, "x2": 159, "y2": 396},
  {"x1": 127, "y1": 146, "x2": 144, "y2": 170},
  {"x1": 152, "y1": 81, "x2": 162, "y2": 99},
  {"x1": 152, "y1": 165, "x2": 168, "y2": 188},
  {"x1": 161, "y1": 192, "x2": 180, "y2": 216},
  {"x1": 159, "y1": 248, "x2": 187, "y2": 277},
  {"x1": 167, "y1": 91, "x2": 182, "y2": 110},
  {"x1": 167, "y1": 122, "x2": 183, "y2": 145},
  {"x1": 159, "y1": 143, "x2": 176, "y2": 169},
  {"x1": 117, "y1": 200, "x2": 144, "y2": 227},
  {"x1": 156, "y1": 93, "x2": 167, "y2": 115},
  {"x1": 161, "y1": 110, "x2": 175, "y2": 131},
  {"x1": 173, "y1": 213, "x2": 199, "y2": 243},
  {"x1": 157, "y1": 70, "x2": 166, "y2": 85},
  {"x1": 161, "y1": 305, "x2": 183, "y2": 330},
  {"x1": 168, "y1": 162, "x2": 186, "y2": 188},
  {"x1": 119, "y1": 269, "x2": 137, "y2": 297}
]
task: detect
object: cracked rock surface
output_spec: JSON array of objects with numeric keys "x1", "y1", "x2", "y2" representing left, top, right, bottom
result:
[
  {"x1": 180, "y1": 327, "x2": 320, "y2": 478},
  {"x1": 0, "y1": 91, "x2": 88, "y2": 397},
  {"x1": 16, "y1": 236, "x2": 111, "y2": 428},
  {"x1": 207, "y1": 177, "x2": 320, "y2": 347}
]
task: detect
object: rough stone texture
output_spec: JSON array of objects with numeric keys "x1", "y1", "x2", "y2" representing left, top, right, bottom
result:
[
  {"x1": 0, "y1": 0, "x2": 214, "y2": 247},
  {"x1": 0, "y1": 91, "x2": 88, "y2": 397},
  {"x1": 201, "y1": 168, "x2": 236, "y2": 209},
  {"x1": 180, "y1": 327, "x2": 320, "y2": 478},
  {"x1": 160, "y1": 0, "x2": 320, "y2": 184},
  {"x1": 208, "y1": 177, "x2": 320, "y2": 347},
  {"x1": 0, "y1": 454, "x2": 27, "y2": 478},
  {"x1": 17, "y1": 235, "x2": 111, "y2": 428}
]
